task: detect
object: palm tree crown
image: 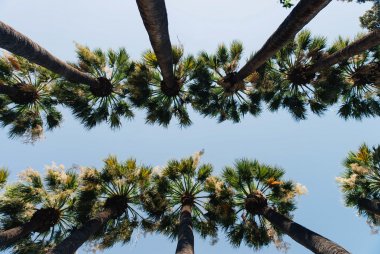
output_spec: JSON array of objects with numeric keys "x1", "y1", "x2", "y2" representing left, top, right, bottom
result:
[
  {"x1": 131, "y1": 46, "x2": 195, "y2": 127},
  {"x1": 73, "y1": 156, "x2": 151, "y2": 250},
  {"x1": 0, "y1": 53, "x2": 62, "y2": 142},
  {"x1": 218, "y1": 158, "x2": 306, "y2": 251},
  {"x1": 0, "y1": 163, "x2": 78, "y2": 253},
  {"x1": 337, "y1": 144, "x2": 380, "y2": 233},
  {"x1": 141, "y1": 151, "x2": 218, "y2": 244},
  {"x1": 54, "y1": 45, "x2": 135, "y2": 129}
]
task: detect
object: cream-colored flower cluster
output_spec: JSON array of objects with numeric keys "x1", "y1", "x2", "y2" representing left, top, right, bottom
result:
[
  {"x1": 205, "y1": 176, "x2": 224, "y2": 197},
  {"x1": 350, "y1": 163, "x2": 370, "y2": 175},
  {"x1": 336, "y1": 174, "x2": 358, "y2": 189},
  {"x1": 18, "y1": 167, "x2": 41, "y2": 183},
  {"x1": 192, "y1": 149, "x2": 205, "y2": 168}
]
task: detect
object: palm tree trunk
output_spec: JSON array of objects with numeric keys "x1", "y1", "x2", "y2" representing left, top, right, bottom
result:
[
  {"x1": 234, "y1": 0, "x2": 331, "y2": 84},
  {"x1": 47, "y1": 208, "x2": 114, "y2": 254},
  {"x1": 175, "y1": 204, "x2": 194, "y2": 254},
  {"x1": 307, "y1": 29, "x2": 380, "y2": 74},
  {"x1": 358, "y1": 198, "x2": 380, "y2": 216},
  {"x1": 261, "y1": 207, "x2": 350, "y2": 254},
  {"x1": 0, "y1": 21, "x2": 98, "y2": 86},
  {"x1": 135, "y1": 0, "x2": 177, "y2": 92},
  {"x1": 0, "y1": 220, "x2": 39, "y2": 249}
]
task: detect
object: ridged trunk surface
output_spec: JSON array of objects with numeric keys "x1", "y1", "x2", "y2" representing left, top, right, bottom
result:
[
  {"x1": 0, "y1": 220, "x2": 39, "y2": 249},
  {"x1": 261, "y1": 207, "x2": 350, "y2": 254},
  {"x1": 136, "y1": 0, "x2": 177, "y2": 91},
  {"x1": 0, "y1": 21, "x2": 98, "y2": 86},
  {"x1": 175, "y1": 205, "x2": 194, "y2": 254},
  {"x1": 235, "y1": 0, "x2": 331, "y2": 83},
  {"x1": 47, "y1": 209, "x2": 113, "y2": 254},
  {"x1": 308, "y1": 29, "x2": 380, "y2": 73},
  {"x1": 358, "y1": 198, "x2": 380, "y2": 216}
]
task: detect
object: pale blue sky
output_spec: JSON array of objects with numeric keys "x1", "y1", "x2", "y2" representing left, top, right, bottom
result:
[{"x1": 0, "y1": 0, "x2": 379, "y2": 253}]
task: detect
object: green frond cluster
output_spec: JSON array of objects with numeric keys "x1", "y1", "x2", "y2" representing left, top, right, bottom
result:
[
  {"x1": 54, "y1": 45, "x2": 135, "y2": 129},
  {"x1": 214, "y1": 159, "x2": 304, "y2": 251},
  {"x1": 75, "y1": 156, "x2": 151, "y2": 250},
  {"x1": 190, "y1": 41, "x2": 262, "y2": 123},
  {"x1": 332, "y1": 39, "x2": 380, "y2": 120},
  {"x1": 337, "y1": 144, "x2": 380, "y2": 230},
  {"x1": 0, "y1": 53, "x2": 61, "y2": 142},
  {"x1": 0, "y1": 164, "x2": 78, "y2": 252},
  {"x1": 130, "y1": 46, "x2": 194, "y2": 127},
  {"x1": 141, "y1": 152, "x2": 217, "y2": 241}
]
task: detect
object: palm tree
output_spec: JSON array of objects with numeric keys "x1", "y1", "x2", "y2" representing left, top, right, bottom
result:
[
  {"x1": 261, "y1": 30, "x2": 341, "y2": 120},
  {"x1": 135, "y1": 0, "x2": 177, "y2": 93},
  {"x1": 190, "y1": 41, "x2": 262, "y2": 123},
  {"x1": 337, "y1": 144, "x2": 380, "y2": 233},
  {"x1": 141, "y1": 151, "x2": 217, "y2": 254},
  {"x1": 0, "y1": 21, "x2": 99, "y2": 87},
  {"x1": 53, "y1": 45, "x2": 135, "y2": 129},
  {"x1": 0, "y1": 53, "x2": 62, "y2": 142},
  {"x1": 129, "y1": 46, "x2": 195, "y2": 126},
  {"x1": 215, "y1": 158, "x2": 349, "y2": 254},
  {"x1": 228, "y1": 0, "x2": 331, "y2": 87},
  {"x1": 324, "y1": 36, "x2": 380, "y2": 119},
  {"x1": 48, "y1": 156, "x2": 151, "y2": 254},
  {"x1": 0, "y1": 164, "x2": 78, "y2": 252}
]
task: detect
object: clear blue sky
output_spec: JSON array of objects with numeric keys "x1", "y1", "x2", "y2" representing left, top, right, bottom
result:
[{"x1": 0, "y1": 0, "x2": 379, "y2": 253}]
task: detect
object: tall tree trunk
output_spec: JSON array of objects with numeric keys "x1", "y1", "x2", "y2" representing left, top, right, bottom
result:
[
  {"x1": 175, "y1": 204, "x2": 194, "y2": 254},
  {"x1": 0, "y1": 21, "x2": 98, "y2": 86},
  {"x1": 307, "y1": 29, "x2": 380, "y2": 74},
  {"x1": 261, "y1": 207, "x2": 350, "y2": 254},
  {"x1": 47, "y1": 209, "x2": 114, "y2": 254},
  {"x1": 0, "y1": 220, "x2": 39, "y2": 249},
  {"x1": 135, "y1": 0, "x2": 177, "y2": 92},
  {"x1": 358, "y1": 198, "x2": 380, "y2": 216},
  {"x1": 234, "y1": 0, "x2": 331, "y2": 84}
]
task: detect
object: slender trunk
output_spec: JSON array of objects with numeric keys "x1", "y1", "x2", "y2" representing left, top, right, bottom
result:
[
  {"x1": 136, "y1": 0, "x2": 177, "y2": 91},
  {"x1": 261, "y1": 207, "x2": 350, "y2": 254},
  {"x1": 235, "y1": 0, "x2": 331, "y2": 83},
  {"x1": 358, "y1": 198, "x2": 380, "y2": 216},
  {"x1": 175, "y1": 205, "x2": 194, "y2": 254},
  {"x1": 307, "y1": 30, "x2": 380, "y2": 74},
  {"x1": 0, "y1": 21, "x2": 98, "y2": 86},
  {"x1": 47, "y1": 209, "x2": 113, "y2": 254},
  {"x1": 0, "y1": 220, "x2": 39, "y2": 249}
]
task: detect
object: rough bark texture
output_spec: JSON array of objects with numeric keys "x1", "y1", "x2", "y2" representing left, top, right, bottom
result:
[
  {"x1": 136, "y1": 0, "x2": 177, "y2": 91},
  {"x1": 307, "y1": 29, "x2": 380, "y2": 73},
  {"x1": 358, "y1": 198, "x2": 380, "y2": 216},
  {"x1": 47, "y1": 209, "x2": 113, "y2": 254},
  {"x1": 235, "y1": 0, "x2": 332, "y2": 83},
  {"x1": 261, "y1": 207, "x2": 350, "y2": 254},
  {"x1": 0, "y1": 21, "x2": 98, "y2": 86},
  {"x1": 175, "y1": 205, "x2": 194, "y2": 254},
  {"x1": 0, "y1": 221, "x2": 38, "y2": 249}
]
